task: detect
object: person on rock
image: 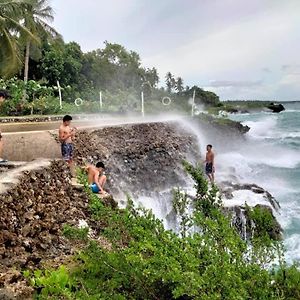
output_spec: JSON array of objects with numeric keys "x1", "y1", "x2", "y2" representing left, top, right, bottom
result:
[
  {"x1": 204, "y1": 144, "x2": 215, "y2": 183},
  {"x1": 85, "y1": 162, "x2": 107, "y2": 195},
  {"x1": 59, "y1": 115, "x2": 76, "y2": 176},
  {"x1": 0, "y1": 90, "x2": 9, "y2": 163}
]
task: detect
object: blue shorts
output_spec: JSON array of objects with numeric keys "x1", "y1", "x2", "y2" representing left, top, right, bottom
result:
[
  {"x1": 90, "y1": 183, "x2": 100, "y2": 193},
  {"x1": 61, "y1": 143, "x2": 74, "y2": 161}
]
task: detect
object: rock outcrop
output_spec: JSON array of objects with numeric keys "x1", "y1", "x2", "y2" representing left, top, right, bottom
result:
[
  {"x1": 267, "y1": 103, "x2": 285, "y2": 113},
  {"x1": 221, "y1": 182, "x2": 282, "y2": 240},
  {"x1": 73, "y1": 122, "x2": 200, "y2": 198},
  {"x1": 0, "y1": 161, "x2": 91, "y2": 298}
]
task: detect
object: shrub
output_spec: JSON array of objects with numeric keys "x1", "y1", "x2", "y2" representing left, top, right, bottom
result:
[{"x1": 29, "y1": 163, "x2": 300, "y2": 299}]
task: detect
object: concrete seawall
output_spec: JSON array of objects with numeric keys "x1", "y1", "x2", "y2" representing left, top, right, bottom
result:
[{"x1": 3, "y1": 131, "x2": 60, "y2": 161}]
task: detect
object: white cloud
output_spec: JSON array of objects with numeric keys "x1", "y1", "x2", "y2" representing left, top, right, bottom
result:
[{"x1": 51, "y1": 0, "x2": 300, "y2": 100}]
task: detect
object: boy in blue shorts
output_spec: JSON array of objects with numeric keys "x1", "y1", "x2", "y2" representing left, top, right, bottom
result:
[{"x1": 86, "y1": 162, "x2": 107, "y2": 195}]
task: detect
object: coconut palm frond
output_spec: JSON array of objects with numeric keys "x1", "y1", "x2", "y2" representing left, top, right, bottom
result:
[{"x1": 0, "y1": 30, "x2": 21, "y2": 77}]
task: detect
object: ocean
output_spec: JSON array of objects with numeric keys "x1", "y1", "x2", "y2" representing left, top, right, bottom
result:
[{"x1": 228, "y1": 102, "x2": 300, "y2": 263}]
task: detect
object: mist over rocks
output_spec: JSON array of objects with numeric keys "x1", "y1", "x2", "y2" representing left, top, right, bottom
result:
[
  {"x1": 72, "y1": 120, "x2": 281, "y2": 238},
  {"x1": 73, "y1": 122, "x2": 200, "y2": 198}
]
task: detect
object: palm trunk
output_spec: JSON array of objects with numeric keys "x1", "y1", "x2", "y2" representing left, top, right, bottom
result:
[
  {"x1": 23, "y1": 40, "x2": 30, "y2": 102},
  {"x1": 24, "y1": 40, "x2": 30, "y2": 83}
]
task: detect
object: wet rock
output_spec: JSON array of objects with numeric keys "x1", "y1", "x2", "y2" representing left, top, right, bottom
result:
[
  {"x1": 221, "y1": 181, "x2": 280, "y2": 211},
  {"x1": 0, "y1": 160, "x2": 91, "y2": 285},
  {"x1": 73, "y1": 122, "x2": 200, "y2": 199}
]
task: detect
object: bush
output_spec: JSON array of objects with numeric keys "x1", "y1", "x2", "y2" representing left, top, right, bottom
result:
[
  {"x1": 62, "y1": 224, "x2": 89, "y2": 241},
  {"x1": 29, "y1": 163, "x2": 300, "y2": 299}
]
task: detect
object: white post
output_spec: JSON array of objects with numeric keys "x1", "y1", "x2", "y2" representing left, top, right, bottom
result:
[
  {"x1": 57, "y1": 80, "x2": 62, "y2": 109},
  {"x1": 99, "y1": 91, "x2": 103, "y2": 110},
  {"x1": 141, "y1": 91, "x2": 145, "y2": 117},
  {"x1": 191, "y1": 89, "x2": 196, "y2": 117}
]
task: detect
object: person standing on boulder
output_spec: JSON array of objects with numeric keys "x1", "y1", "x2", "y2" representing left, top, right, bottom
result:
[
  {"x1": 59, "y1": 115, "x2": 76, "y2": 176},
  {"x1": 0, "y1": 90, "x2": 8, "y2": 163},
  {"x1": 204, "y1": 144, "x2": 215, "y2": 183}
]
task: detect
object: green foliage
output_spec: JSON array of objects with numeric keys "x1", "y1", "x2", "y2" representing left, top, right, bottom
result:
[
  {"x1": 0, "y1": 0, "x2": 36, "y2": 77},
  {"x1": 27, "y1": 266, "x2": 74, "y2": 299},
  {"x1": 183, "y1": 85, "x2": 220, "y2": 107},
  {"x1": 195, "y1": 112, "x2": 250, "y2": 134},
  {"x1": 62, "y1": 224, "x2": 89, "y2": 241},
  {"x1": 29, "y1": 162, "x2": 300, "y2": 299},
  {"x1": 183, "y1": 160, "x2": 209, "y2": 197},
  {"x1": 173, "y1": 188, "x2": 192, "y2": 237},
  {"x1": 246, "y1": 205, "x2": 278, "y2": 239},
  {"x1": 273, "y1": 264, "x2": 300, "y2": 299},
  {"x1": 0, "y1": 77, "x2": 58, "y2": 115}
]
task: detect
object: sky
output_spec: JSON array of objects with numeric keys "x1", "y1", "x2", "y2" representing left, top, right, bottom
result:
[{"x1": 51, "y1": 0, "x2": 300, "y2": 101}]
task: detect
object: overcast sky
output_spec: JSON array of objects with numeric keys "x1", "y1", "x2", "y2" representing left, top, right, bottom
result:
[{"x1": 51, "y1": 0, "x2": 300, "y2": 101}]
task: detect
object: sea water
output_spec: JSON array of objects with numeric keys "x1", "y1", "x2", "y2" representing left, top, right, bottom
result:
[{"x1": 228, "y1": 102, "x2": 300, "y2": 263}]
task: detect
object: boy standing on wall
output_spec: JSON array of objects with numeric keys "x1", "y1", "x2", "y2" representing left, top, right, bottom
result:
[
  {"x1": 59, "y1": 115, "x2": 76, "y2": 176},
  {"x1": 0, "y1": 90, "x2": 8, "y2": 163}
]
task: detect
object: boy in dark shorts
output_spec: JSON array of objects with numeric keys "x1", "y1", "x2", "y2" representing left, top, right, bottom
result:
[
  {"x1": 204, "y1": 144, "x2": 215, "y2": 183},
  {"x1": 59, "y1": 115, "x2": 76, "y2": 176}
]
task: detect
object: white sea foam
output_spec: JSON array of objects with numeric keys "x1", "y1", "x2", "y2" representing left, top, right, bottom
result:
[
  {"x1": 230, "y1": 111, "x2": 300, "y2": 263},
  {"x1": 275, "y1": 200, "x2": 300, "y2": 229},
  {"x1": 284, "y1": 234, "x2": 300, "y2": 263},
  {"x1": 245, "y1": 117, "x2": 278, "y2": 139},
  {"x1": 224, "y1": 190, "x2": 271, "y2": 208}
]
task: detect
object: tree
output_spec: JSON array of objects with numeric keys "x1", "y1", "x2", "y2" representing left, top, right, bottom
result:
[
  {"x1": 22, "y1": 0, "x2": 60, "y2": 84},
  {"x1": 81, "y1": 42, "x2": 147, "y2": 91},
  {"x1": 0, "y1": 0, "x2": 34, "y2": 77},
  {"x1": 175, "y1": 77, "x2": 184, "y2": 94},
  {"x1": 184, "y1": 85, "x2": 220, "y2": 106},
  {"x1": 165, "y1": 72, "x2": 173, "y2": 93},
  {"x1": 142, "y1": 67, "x2": 159, "y2": 88},
  {"x1": 37, "y1": 40, "x2": 84, "y2": 98}
]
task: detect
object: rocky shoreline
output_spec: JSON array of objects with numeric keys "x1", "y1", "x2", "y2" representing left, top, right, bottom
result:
[
  {"x1": 0, "y1": 161, "x2": 90, "y2": 298},
  {"x1": 0, "y1": 120, "x2": 283, "y2": 298}
]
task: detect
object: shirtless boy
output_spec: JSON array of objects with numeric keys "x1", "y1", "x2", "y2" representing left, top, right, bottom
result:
[
  {"x1": 0, "y1": 90, "x2": 8, "y2": 163},
  {"x1": 86, "y1": 162, "x2": 107, "y2": 195},
  {"x1": 59, "y1": 115, "x2": 76, "y2": 176},
  {"x1": 204, "y1": 144, "x2": 215, "y2": 183}
]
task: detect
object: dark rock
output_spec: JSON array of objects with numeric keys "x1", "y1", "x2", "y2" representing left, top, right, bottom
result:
[{"x1": 267, "y1": 103, "x2": 285, "y2": 113}]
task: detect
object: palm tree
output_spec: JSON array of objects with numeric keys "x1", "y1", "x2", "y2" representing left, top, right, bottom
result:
[
  {"x1": 0, "y1": 0, "x2": 34, "y2": 77},
  {"x1": 22, "y1": 0, "x2": 60, "y2": 83}
]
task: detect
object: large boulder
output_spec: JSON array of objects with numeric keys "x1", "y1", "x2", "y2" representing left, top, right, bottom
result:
[{"x1": 267, "y1": 103, "x2": 285, "y2": 113}]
